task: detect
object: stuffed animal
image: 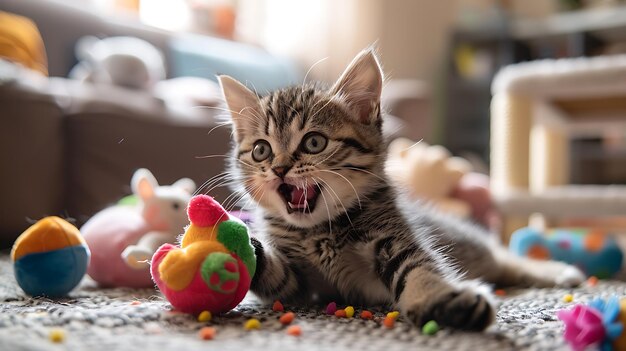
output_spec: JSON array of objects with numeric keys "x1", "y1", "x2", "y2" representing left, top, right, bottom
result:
[
  {"x1": 510, "y1": 227, "x2": 623, "y2": 279},
  {"x1": 68, "y1": 36, "x2": 222, "y2": 112},
  {"x1": 386, "y1": 138, "x2": 497, "y2": 228},
  {"x1": 12, "y1": 217, "x2": 90, "y2": 297},
  {"x1": 81, "y1": 168, "x2": 195, "y2": 288},
  {"x1": 69, "y1": 36, "x2": 165, "y2": 90},
  {"x1": 151, "y1": 194, "x2": 256, "y2": 314},
  {"x1": 558, "y1": 296, "x2": 626, "y2": 351}
]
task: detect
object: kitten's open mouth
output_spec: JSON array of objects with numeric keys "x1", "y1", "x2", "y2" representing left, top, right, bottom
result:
[{"x1": 277, "y1": 183, "x2": 321, "y2": 214}]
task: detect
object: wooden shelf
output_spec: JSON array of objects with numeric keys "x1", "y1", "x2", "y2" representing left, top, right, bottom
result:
[{"x1": 441, "y1": 6, "x2": 626, "y2": 165}]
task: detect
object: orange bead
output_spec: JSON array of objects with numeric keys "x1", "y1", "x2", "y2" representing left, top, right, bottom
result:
[
  {"x1": 383, "y1": 316, "x2": 395, "y2": 328},
  {"x1": 587, "y1": 276, "x2": 599, "y2": 287},
  {"x1": 360, "y1": 310, "x2": 373, "y2": 320},
  {"x1": 279, "y1": 312, "x2": 295, "y2": 325},
  {"x1": 198, "y1": 327, "x2": 216, "y2": 340},
  {"x1": 286, "y1": 325, "x2": 302, "y2": 336},
  {"x1": 272, "y1": 300, "x2": 284, "y2": 312},
  {"x1": 335, "y1": 309, "x2": 347, "y2": 318},
  {"x1": 130, "y1": 301, "x2": 141, "y2": 306},
  {"x1": 495, "y1": 289, "x2": 506, "y2": 296}
]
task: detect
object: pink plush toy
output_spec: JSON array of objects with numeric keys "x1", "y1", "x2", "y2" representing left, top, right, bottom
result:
[
  {"x1": 151, "y1": 195, "x2": 256, "y2": 314},
  {"x1": 81, "y1": 169, "x2": 195, "y2": 288}
]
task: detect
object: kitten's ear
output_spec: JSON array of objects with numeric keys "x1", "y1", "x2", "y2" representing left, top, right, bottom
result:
[
  {"x1": 218, "y1": 75, "x2": 262, "y2": 141},
  {"x1": 331, "y1": 49, "x2": 383, "y2": 124}
]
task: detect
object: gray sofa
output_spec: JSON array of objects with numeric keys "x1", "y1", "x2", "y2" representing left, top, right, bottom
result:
[{"x1": 0, "y1": 64, "x2": 233, "y2": 247}]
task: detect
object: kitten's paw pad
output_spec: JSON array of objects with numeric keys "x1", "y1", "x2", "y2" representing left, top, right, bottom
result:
[
  {"x1": 555, "y1": 266, "x2": 585, "y2": 288},
  {"x1": 411, "y1": 289, "x2": 495, "y2": 331}
]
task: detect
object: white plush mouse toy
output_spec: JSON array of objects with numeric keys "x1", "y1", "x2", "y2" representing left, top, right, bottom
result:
[{"x1": 81, "y1": 168, "x2": 196, "y2": 288}]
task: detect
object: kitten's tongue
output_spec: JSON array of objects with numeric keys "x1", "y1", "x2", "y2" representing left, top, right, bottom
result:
[{"x1": 290, "y1": 185, "x2": 317, "y2": 205}]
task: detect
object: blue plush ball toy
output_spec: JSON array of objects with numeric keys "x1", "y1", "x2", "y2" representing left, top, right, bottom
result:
[
  {"x1": 11, "y1": 217, "x2": 90, "y2": 297},
  {"x1": 510, "y1": 227, "x2": 623, "y2": 279}
]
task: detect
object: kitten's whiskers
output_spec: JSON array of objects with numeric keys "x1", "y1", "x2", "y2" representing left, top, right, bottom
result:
[{"x1": 318, "y1": 169, "x2": 362, "y2": 209}]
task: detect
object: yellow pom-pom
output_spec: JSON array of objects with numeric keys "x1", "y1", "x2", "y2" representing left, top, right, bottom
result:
[
  {"x1": 244, "y1": 318, "x2": 261, "y2": 330},
  {"x1": 387, "y1": 311, "x2": 400, "y2": 319},
  {"x1": 345, "y1": 306, "x2": 355, "y2": 318},
  {"x1": 563, "y1": 294, "x2": 574, "y2": 303},
  {"x1": 49, "y1": 328, "x2": 65, "y2": 343},
  {"x1": 198, "y1": 311, "x2": 212, "y2": 323}
]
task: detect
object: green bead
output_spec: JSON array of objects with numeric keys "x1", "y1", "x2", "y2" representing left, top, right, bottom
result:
[
  {"x1": 217, "y1": 219, "x2": 256, "y2": 277},
  {"x1": 422, "y1": 320, "x2": 439, "y2": 335}
]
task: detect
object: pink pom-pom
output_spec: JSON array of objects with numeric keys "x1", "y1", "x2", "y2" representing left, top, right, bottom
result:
[
  {"x1": 557, "y1": 304, "x2": 605, "y2": 351},
  {"x1": 187, "y1": 195, "x2": 228, "y2": 227}
]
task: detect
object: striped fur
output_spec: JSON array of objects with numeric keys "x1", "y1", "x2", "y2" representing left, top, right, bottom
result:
[{"x1": 218, "y1": 50, "x2": 584, "y2": 331}]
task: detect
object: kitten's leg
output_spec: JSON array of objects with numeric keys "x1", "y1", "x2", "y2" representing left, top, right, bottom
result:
[
  {"x1": 309, "y1": 236, "x2": 496, "y2": 330},
  {"x1": 391, "y1": 259, "x2": 496, "y2": 331},
  {"x1": 487, "y1": 247, "x2": 585, "y2": 288},
  {"x1": 425, "y1": 218, "x2": 585, "y2": 288},
  {"x1": 249, "y1": 237, "x2": 305, "y2": 302}
]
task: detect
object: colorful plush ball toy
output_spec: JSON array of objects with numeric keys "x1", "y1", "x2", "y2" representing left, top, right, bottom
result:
[
  {"x1": 11, "y1": 217, "x2": 90, "y2": 297},
  {"x1": 151, "y1": 195, "x2": 256, "y2": 314},
  {"x1": 558, "y1": 296, "x2": 626, "y2": 351},
  {"x1": 510, "y1": 227, "x2": 623, "y2": 279}
]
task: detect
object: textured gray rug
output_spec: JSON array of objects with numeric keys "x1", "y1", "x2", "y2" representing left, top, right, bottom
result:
[{"x1": 1, "y1": 254, "x2": 625, "y2": 351}]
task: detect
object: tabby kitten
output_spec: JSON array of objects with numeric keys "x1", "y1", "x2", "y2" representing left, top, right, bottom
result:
[{"x1": 217, "y1": 49, "x2": 584, "y2": 331}]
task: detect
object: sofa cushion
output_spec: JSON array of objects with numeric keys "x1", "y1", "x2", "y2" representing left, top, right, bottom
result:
[
  {"x1": 62, "y1": 84, "x2": 233, "y2": 225},
  {"x1": 169, "y1": 34, "x2": 300, "y2": 92},
  {"x1": 0, "y1": 81, "x2": 65, "y2": 246}
]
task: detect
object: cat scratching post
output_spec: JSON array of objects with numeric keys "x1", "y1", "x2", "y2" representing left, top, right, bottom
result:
[{"x1": 490, "y1": 55, "x2": 626, "y2": 243}]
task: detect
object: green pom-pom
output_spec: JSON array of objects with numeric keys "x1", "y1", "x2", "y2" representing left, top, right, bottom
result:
[
  {"x1": 216, "y1": 219, "x2": 256, "y2": 277},
  {"x1": 200, "y1": 252, "x2": 240, "y2": 294},
  {"x1": 422, "y1": 320, "x2": 439, "y2": 335}
]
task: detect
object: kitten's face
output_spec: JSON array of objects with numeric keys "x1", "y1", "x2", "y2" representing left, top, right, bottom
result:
[{"x1": 220, "y1": 50, "x2": 384, "y2": 228}]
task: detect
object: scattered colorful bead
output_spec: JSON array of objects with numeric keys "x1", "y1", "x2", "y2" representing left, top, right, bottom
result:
[
  {"x1": 198, "y1": 327, "x2": 216, "y2": 340},
  {"x1": 326, "y1": 302, "x2": 337, "y2": 315},
  {"x1": 387, "y1": 311, "x2": 400, "y2": 319},
  {"x1": 422, "y1": 320, "x2": 439, "y2": 335},
  {"x1": 563, "y1": 294, "x2": 574, "y2": 303},
  {"x1": 360, "y1": 310, "x2": 373, "y2": 320},
  {"x1": 495, "y1": 289, "x2": 506, "y2": 296},
  {"x1": 273, "y1": 300, "x2": 284, "y2": 312},
  {"x1": 280, "y1": 312, "x2": 295, "y2": 325},
  {"x1": 130, "y1": 300, "x2": 141, "y2": 306},
  {"x1": 197, "y1": 310, "x2": 212, "y2": 323},
  {"x1": 49, "y1": 328, "x2": 65, "y2": 343},
  {"x1": 383, "y1": 316, "x2": 396, "y2": 328},
  {"x1": 244, "y1": 318, "x2": 261, "y2": 330},
  {"x1": 286, "y1": 325, "x2": 302, "y2": 336},
  {"x1": 335, "y1": 309, "x2": 347, "y2": 318},
  {"x1": 587, "y1": 276, "x2": 599, "y2": 287},
  {"x1": 344, "y1": 306, "x2": 355, "y2": 318}
]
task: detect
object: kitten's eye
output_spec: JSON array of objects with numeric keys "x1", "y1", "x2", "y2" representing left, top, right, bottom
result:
[
  {"x1": 252, "y1": 140, "x2": 272, "y2": 162},
  {"x1": 301, "y1": 132, "x2": 327, "y2": 154}
]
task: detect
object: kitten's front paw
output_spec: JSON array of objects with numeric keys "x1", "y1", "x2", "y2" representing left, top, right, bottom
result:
[
  {"x1": 407, "y1": 287, "x2": 495, "y2": 331},
  {"x1": 555, "y1": 266, "x2": 585, "y2": 288}
]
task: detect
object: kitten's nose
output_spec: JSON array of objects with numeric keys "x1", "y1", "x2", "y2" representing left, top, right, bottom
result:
[{"x1": 272, "y1": 166, "x2": 291, "y2": 179}]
